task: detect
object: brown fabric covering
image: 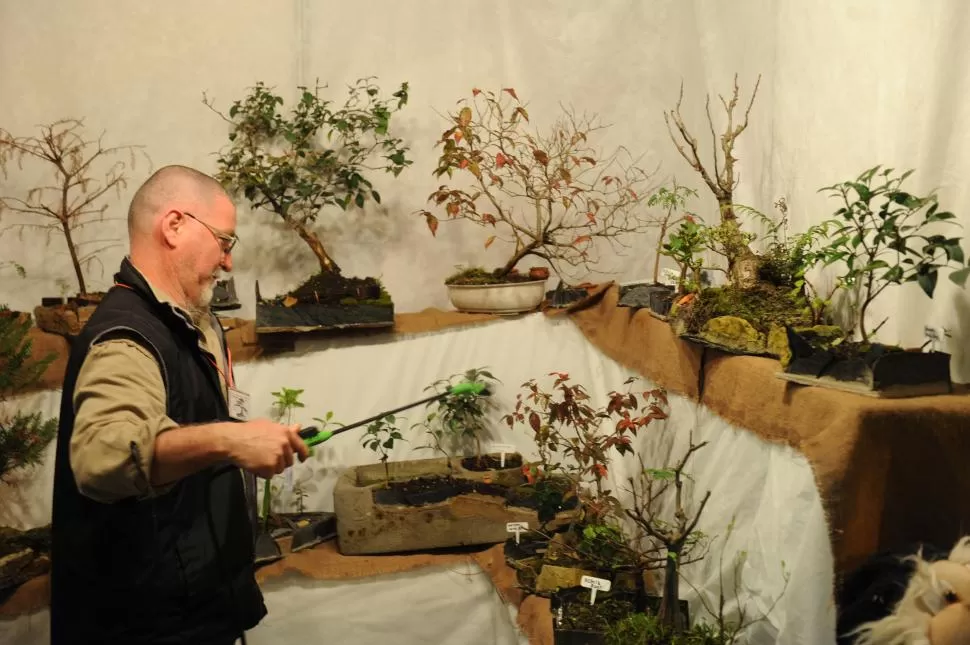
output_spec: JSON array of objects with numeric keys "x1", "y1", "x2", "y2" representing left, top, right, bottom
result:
[
  {"x1": 569, "y1": 285, "x2": 970, "y2": 577},
  {"x1": 0, "y1": 540, "x2": 553, "y2": 644}
]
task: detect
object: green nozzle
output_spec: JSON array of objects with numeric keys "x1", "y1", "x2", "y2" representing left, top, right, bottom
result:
[
  {"x1": 304, "y1": 429, "x2": 334, "y2": 447},
  {"x1": 449, "y1": 382, "x2": 488, "y2": 396}
]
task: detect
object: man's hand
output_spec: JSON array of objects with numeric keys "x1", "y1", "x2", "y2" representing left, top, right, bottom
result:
[{"x1": 225, "y1": 419, "x2": 310, "y2": 479}]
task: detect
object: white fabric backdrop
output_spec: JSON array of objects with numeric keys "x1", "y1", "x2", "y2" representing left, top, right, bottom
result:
[
  {"x1": 0, "y1": 313, "x2": 835, "y2": 644},
  {"x1": 2, "y1": 0, "x2": 970, "y2": 379}
]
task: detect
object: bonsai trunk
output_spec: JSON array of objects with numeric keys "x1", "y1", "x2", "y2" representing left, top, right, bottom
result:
[
  {"x1": 61, "y1": 219, "x2": 87, "y2": 296},
  {"x1": 499, "y1": 241, "x2": 541, "y2": 278},
  {"x1": 659, "y1": 545, "x2": 683, "y2": 631},
  {"x1": 653, "y1": 221, "x2": 671, "y2": 284},
  {"x1": 293, "y1": 219, "x2": 342, "y2": 276}
]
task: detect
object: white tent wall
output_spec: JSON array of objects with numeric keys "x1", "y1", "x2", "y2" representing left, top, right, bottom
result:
[{"x1": 2, "y1": 1, "x2": 969, "y2": 376}]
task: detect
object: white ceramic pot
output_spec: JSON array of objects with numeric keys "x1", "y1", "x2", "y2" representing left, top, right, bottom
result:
[{"x1": 446, "y1": 279, "x2": 548, "y2": 314}]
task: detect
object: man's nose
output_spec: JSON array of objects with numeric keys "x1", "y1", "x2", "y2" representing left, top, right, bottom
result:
[{"x1": 221, "y1": 252, "x2": 233, "y2": 272}]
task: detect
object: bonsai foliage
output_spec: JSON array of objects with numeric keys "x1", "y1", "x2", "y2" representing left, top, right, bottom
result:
[
  {"x1": 624, "y1": 433, "x2": 711, "y2": 633},
  {"x1": 503, "y1": 373, "x2": 668, "y2": 524},
  {"x1": 0, "y1": 119, "x2": 149, "y2": 296},
  {"x1": 647, "y1": 182, "x2": 698, "y2": 284},
  {"x1": 263, "y1": 386, "x2": 307, "y2": 525},
  {"x1": 361, "y1": 414, "x2": 404, "y2": 487},
  {"x1": 0, "y1": 308, "x2": 58, "y2": 482},
  {"x1": 662, "y1": 216, "x2": 708, "y2": 296},
  {"x1": 817, "y1": 166, "x2": 970, "y2": 343},
  {"x1": 419, "y1": 87, "x2": 656, "y2": 282},
  {"x1": 665, "y1": 75, "x2": 762, "y2": 281},
  {"x1": 417, "y1": 367, "x2": 499, "y2": 469},
  {"x1": 205, "y1": 78, "x2": 411, "y2": 276}
]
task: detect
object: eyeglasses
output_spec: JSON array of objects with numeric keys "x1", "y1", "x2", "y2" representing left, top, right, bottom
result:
[{"x1": 182, "y1": 211, "x2": 238, "y2": 254}]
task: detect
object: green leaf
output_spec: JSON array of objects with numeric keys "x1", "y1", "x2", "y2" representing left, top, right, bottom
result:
[
  {"x1": 917, "y1": 270, "x2": 938, "y2": 298},
  {"x1": 355, "y1": 192, "x2": 365, "y2": 208},
  {"x1": 372, "y1": 190, "x2": 381, "y2": 204},
  {"x1": 645, "y1": 468, "x2": 675, "y2": 480},
  {"x1": 949, "y1": 266, "x2": 970, "y2": 288}
]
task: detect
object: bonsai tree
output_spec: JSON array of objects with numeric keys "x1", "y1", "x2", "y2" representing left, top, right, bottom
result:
[
  {"x1": 0, "y1": 119, "x2": 149, "y2": 297},
  {"x1": 646, "y1": 181, "x2": 698, "y2": 284},
  {"x1": 665, "y1": 74, "x2": 762, "y2": 284},
  {"x1": 204, "y1": 78, "x2": 411, "y2": 288},
  {"x1": 418, "y1": 87, "x2": 657, "y2": 284},
  {"x1": 624, "y1": 433, "x2": 711, "y2": 632},
  {"x1": 416, "y1": 366, "x2": 499, "y2": 470},
  {"x1": 0, "y1": 306, "x2": 58, "y2": 482},
  {"x1": 817, "y1": 165, "x2": 970, "y2": 343}
]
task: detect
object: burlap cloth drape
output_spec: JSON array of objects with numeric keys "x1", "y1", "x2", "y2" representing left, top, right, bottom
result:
[{"x1": 8, "y1": 285, "x2": 970, "y2": 642}]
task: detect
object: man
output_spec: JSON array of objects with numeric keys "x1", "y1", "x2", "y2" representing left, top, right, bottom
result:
[{"x1": 50, "y1": 165, "x2": 309, "y2": 645}]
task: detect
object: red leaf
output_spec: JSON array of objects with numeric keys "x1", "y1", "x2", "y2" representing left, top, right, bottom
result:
[
  {"x1": 459, "y1": 158, "x2": 469, "y2": 169},
  {"x1": 424, "y1": 213, "x2": 439, "y2": 236},
  {"x1": 482, "y1": 213, "x2": 496, "y2": 225},
  {"x1": 503, "y1": 87, "x2": 519, "y2": 100},
  {"x1": 573, "y1": 235, "x2": 591, "y2": 245},
  {"x1": 472, "y1": 88, "x2": 482, "y2": 96},
  {"x1": 586, "y1": 212, "x2": 596, "y2": 224},
  {"x1": 533, "y1": 149, "x2": 549, "y2": 165},
  {"x1": 496, "y1": 153, "x2": 508, "y2": 168},
  {"x1": 446, "y1": 202, "x2": 459, "y2": 216},
  {"x1": 529, "y1": 412, "x2": 540, "y2": 432}
]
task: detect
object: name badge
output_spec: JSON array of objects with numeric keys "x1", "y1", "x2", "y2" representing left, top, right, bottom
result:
[{"x1": 228, "y1": 387, "x2": 251, "y2": 421}]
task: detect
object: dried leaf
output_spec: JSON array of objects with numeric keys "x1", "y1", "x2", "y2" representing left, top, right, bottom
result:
[
  {"x1": 454, "y1": 130, "x2": 463, "y2": 143},
  {"x1": 472, "y1": 88, "x2": 482, "y2": 96},
  {"x1": 559, "y1": 167, "x2": 572, "y2": 183},
  {"x1": 482, "y1": 213, "x2": 497, "y2": 225},
  {"x1": 283, "y1": 295, "x2": 298, "y2": 307},
  {"x1": 496, "y1": 153, "x2": 508, "y2": 168},
  {"x1": 446, "y1": 202, "x2": 460, "y2": 216},
  {"x1": 503, "y1": 87, "x2": 519, "y2": 100},
  {"x1": 533, "y1": 149, "x2": 549, "y2": 165},
  {"x1": 424, "y1": 213, "x2": 439, "y2": 236},
  {"x1": 469, "y1": 162, "x2": 482, "y2": 179},
  {"x1": 485, "y1": 235, "x2": 496, "y2": 249},
  {"x1": 573, "y1": 235, "x2": 591, "y2": 245},
  {"x1": 529, "y1": 411, "x2": 540, "y2": 432},
  {"x1": 459, "y1": 158, "x2": 469, "y2": 169},
  {"x1": 458, "y1": 106, "x2": 473, "y2": 127},
  {"x1": 515, "y1": 106, "x2": 529, "y2": 122},
  {"x1": 586, "y1": 212, "x2": 596, "y2": 224}
]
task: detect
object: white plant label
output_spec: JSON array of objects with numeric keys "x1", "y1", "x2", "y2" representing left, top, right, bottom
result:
[
  {"x1": 581, "y1": 575, "x2": 611, "y2": 604},
  {"x1": 492, "y1": 443, "x2": 515, "y2": 467},
  {"x1": 506, "y1": 521, "x2": 529, "y2": 544}
]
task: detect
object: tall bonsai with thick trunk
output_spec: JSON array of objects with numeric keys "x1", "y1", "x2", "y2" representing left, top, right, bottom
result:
[
  {"x1": 205, "y1": 78, "x2": 412, "y2": 277},
  {"x1": 419, "y1": 88, "x2": 657, "y2": 282}
]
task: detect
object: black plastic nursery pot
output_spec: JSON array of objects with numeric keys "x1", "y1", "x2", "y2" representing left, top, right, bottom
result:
[{"x1": 778, "y1": 327, "x2": 953, "y2": 398}]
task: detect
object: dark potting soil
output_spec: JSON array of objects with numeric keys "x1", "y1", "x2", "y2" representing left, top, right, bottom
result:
[
  {"x1": 461, "y1": 454, "x2": 524, "y2": 471},
  {"x1": 269, "y1": 271, "x2": 388, "y2": 306},
  {"x1": 372, "y1": 475, "x2": 512, "y2": 507},
  {"x1": 554, "y1": 592, "x2": 637, "y2": 633}
]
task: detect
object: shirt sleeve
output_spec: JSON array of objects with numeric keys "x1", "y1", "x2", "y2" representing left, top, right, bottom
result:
[{"x1": 70, "y1": 338, "x2": 179, "y2": 503}]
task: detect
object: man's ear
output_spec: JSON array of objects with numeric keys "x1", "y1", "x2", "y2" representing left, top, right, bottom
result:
[{"x1": 158, "y1": 210, "x2": 184, "y2": 248}]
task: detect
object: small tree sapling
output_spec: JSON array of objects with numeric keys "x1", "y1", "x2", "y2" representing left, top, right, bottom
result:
[
  {"x1": 624, "y1": 433, "x2": 711, "y2": 633},
  {"x1": 661, "y1": 216, "x2": 708, "y2": 296},
  {"x1": 416, "y1": 367, "x2": 499, "y2": 470},
  {"x1": 0, "y1": 119, "x2": 150, "y2": 297},
  {"x1": 647, "y1": 182, "x2": 698, "y2": 285},
  {"x1": 205, "y1": 78, "x2": 411, "y2": 288},
  {"x1": 418, "y1": 87, "x2": 657, "y2": 285},
  {"x1": 817, "y1": 165, "x2": 970, "y2": 343},
  {"x1": 361, "y1": 414, "x2": 405, "y2": 488}
]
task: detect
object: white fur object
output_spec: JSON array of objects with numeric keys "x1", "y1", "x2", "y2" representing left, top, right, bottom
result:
[{"x1": 849, "y1": 537, "x2": 970, "y2": 645}]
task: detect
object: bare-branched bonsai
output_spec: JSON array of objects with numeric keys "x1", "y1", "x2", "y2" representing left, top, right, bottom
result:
[
  {"x1": 624, "y1": 433, "x2": 711, "y2": 633},
  {"x1": 205, "y1": 78, "x2": 411, "y2": 300},
  {"x1": 419, "y1": 87, "x2": 657, "y2": 285},
  {"x1": 0, "y1": 119, "x2": 149, "y2": 298},
  {"x1": 416, "y1": 367, "x2": 499, "y2": 470},
  {"x1": 665, "y1": 75, "x2": 762, "y2": 285},
  {"x1": 817, "y1": 165, "x2": 970, "y2": 344},
  {"x1": 0, "y1": 305, "x2": 58, "y2": 482}
]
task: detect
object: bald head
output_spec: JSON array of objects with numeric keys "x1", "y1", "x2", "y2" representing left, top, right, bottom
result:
[{"x1": 128, "y1": 165, "x2": 230, "y2": 236}]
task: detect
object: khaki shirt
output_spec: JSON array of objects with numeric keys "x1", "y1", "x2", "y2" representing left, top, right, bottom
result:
[{"x1": 70, "y1": 271, "x2": 230, "y2": 503}]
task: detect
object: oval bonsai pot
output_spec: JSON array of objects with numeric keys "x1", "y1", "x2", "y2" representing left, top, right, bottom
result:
[{"x1": 446, "y1": 279, "x2": 547, "y2": 314}]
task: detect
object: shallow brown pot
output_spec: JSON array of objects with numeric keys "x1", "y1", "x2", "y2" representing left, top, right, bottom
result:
[{"x1": 529, "y1": 267, "x2": 550, "y2": 280}]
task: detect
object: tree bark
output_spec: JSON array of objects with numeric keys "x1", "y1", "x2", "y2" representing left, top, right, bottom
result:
[
  {"x1": 293, "y1": 221, "x2": 341, "y2": 275},
  {"x1": 61, "y1": 220, "x2": 86, "y2": 296}
]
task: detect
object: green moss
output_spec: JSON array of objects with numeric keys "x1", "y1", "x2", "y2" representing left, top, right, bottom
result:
[
  {"x1": 339, "y1": 286, "x2": 393, "y2": 306},
  {"x1": 700, "y1": 316, "x2": 766, "y2": 353},
  {"x1": 681, "y1": 283, "x2": 814, "y2": 336},
  {"x1": 444, "y1": 266, "x2": 537, "y2": 285}
]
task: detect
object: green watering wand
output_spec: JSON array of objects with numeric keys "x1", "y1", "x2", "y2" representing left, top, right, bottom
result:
[{"x1": 298, "y1": 381, "x2": 490, "y2": 448}]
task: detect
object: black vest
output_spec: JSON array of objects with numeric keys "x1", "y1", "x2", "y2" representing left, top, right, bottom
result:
[{"x1": 50, "y1": 258, "x2": 266, "y2": 645}]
